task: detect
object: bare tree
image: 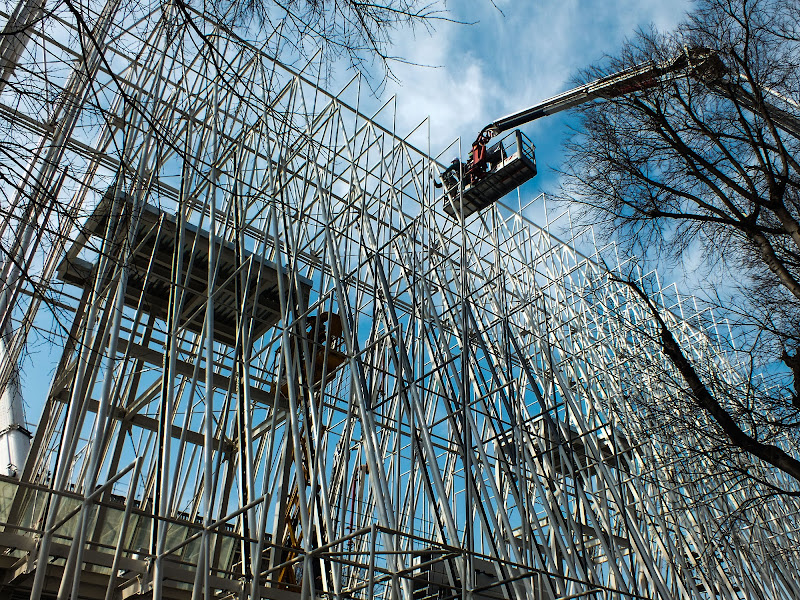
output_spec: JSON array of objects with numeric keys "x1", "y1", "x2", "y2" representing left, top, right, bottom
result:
[
  {"x1": 210, "y1": 0, "x2": 446, "y2": 76},
  {"x1": 561, "y1": 0, "x2": 800, "y2": 489}
]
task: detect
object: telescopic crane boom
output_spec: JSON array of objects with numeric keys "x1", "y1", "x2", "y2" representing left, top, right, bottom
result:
[
  {"x1": 483, "y1": 46, "x2": 800, "y2": 140},
  {"x1": 442, "y1": 46, "x2": 800, "y2": 219},
  {"x1": 481, "y1": 47, "x2": 716, "y2": 138}
]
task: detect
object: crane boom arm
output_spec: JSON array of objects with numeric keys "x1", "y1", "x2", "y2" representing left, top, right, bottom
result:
[
  {"x1": 444, "y1": 48, "x2": 799, "y2": 222},
  {"x1": 707, "y1": 79, "x2": 800, "y2": 140},
  {"x1": 482, "y1": 46, "x2": 800, "y2": 140},
  {"x1": 483, "y1": 51, "x2": 701, "y2": 137}
]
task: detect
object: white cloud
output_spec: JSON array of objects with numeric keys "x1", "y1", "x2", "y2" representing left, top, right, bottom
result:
[
  {"x1": 374, "y1": 0, "x2": 692, "y2": 166},
  {"x1": 380, "y1": 20, "x2": 490, "y2": 152}
]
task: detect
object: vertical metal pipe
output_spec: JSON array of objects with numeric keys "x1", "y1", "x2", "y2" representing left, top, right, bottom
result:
[
  {"x1": 59, "y1": 221, "x2": 135, "y2": 599},
  {"x1": 202, "y1": 60, "x2": 220, "y2": 600},
  {"x1": 28, "y1": 182, "x2": 126, "y2": 600},
  {"x1": 104, "y1": 457, "x2": 144, "y2": 600},
  {"x1": 368, "y1": 523, "x2": 376, "y2": 600}
]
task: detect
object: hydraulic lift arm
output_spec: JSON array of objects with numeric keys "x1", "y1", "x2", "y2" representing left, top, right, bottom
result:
[
  {"x1": 481, "y1": 45, "x2": 800, "y2": 141},
  {"x1": 703, "y1": 76, "x2": 800, "y2": 140},
  {"x1": 444, "y1": 46, "x2": 799, "y2": 220},
  {"x1": 441, "y1": 48, "x2": 718, "y2": 219},
  {"x1": 479, "y1": 47, "x2": 719, "y2": 141}
]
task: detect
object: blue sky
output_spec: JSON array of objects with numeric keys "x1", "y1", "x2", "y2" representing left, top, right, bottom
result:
[
  {"x1": 376, "y1": 0, "x2": 691, "y2": 191},
  {"x1": 16, "y1": 0, "x2": 695, "y2": 428}
]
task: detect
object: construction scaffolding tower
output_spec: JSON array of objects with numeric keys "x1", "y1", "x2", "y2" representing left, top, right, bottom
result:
[{"x1": 0, "y1": 2, "x2": 798, "y2": 599}]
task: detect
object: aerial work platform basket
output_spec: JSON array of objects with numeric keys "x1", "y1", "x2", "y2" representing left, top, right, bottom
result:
[{"x1": 442, "y1": 130, "x2": 537, "y2": 220}]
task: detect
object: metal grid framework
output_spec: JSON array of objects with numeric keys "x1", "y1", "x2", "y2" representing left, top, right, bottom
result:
[{"x1": 0, "y1": 2, "x2": 799, "y2": 599}]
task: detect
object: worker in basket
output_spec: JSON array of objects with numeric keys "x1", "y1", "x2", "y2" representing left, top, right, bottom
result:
[
  {"x1": 467, "y1": 132, "x2": 492, "y2": 183},
  {"x1": 436, "y1": 132, "x2": 504, "y2": 192},
  {"x1": 461, "y1": 134, "x2": 507, "y2": 185}
]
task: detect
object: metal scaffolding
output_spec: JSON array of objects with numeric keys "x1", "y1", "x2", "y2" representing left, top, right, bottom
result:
[{"x1": 0, "y1": 2, "x2": 798, "y2": 599}]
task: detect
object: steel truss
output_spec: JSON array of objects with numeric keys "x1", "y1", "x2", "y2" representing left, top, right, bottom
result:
[{"x1": 0, "y1": 2, "x2": 798, "y2": 599}]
